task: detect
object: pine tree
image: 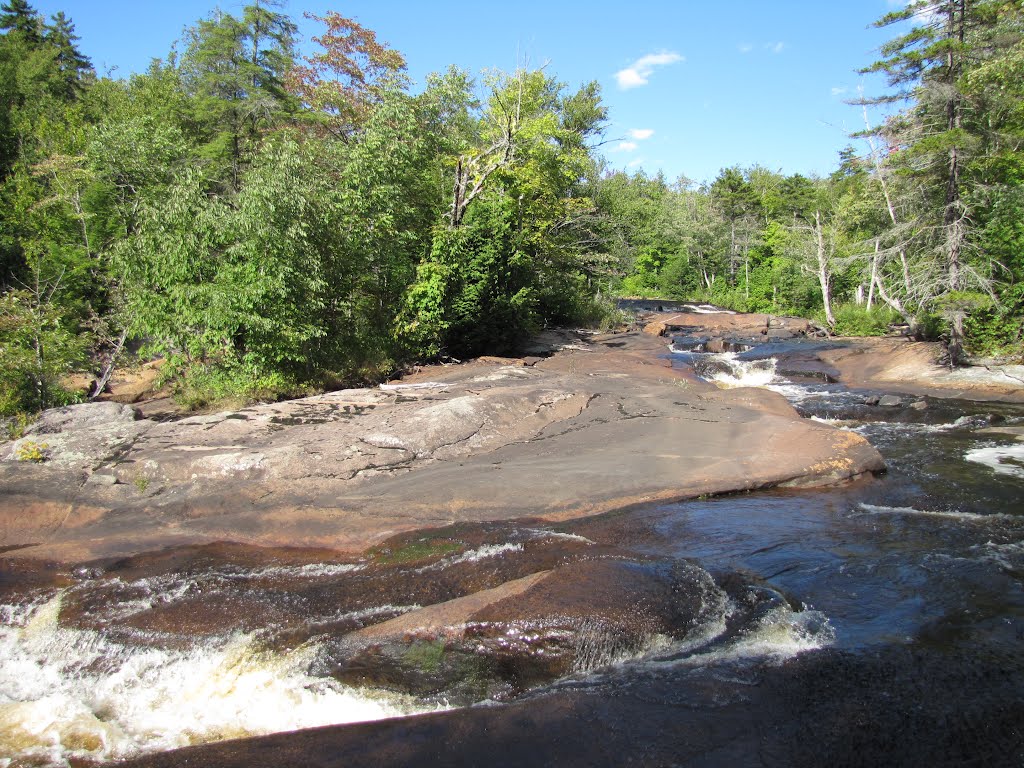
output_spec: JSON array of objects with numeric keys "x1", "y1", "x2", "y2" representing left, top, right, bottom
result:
[
  {"x1": 45, "y1": 11, "x2": 92, "y2": 98},
  {"x1": 0, "y1": 0, "x2": 41, "y2": 43}
]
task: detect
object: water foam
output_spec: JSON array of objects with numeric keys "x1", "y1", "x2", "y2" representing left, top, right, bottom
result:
[
  {"x1": 854, "y1": 502, "x2": 1020, "y2": 524},
  {"x1": 706, "y1": 353, "x2": 779, "y2": 389},
  {"x1": 417, "y1": 543, "x2": 523, "y2": 572},
  {"x1": 520, "y1": 528, "x2": 595, "y2": 545},
  {"x1": 679, "y1": 605, "x2": 834, "y2": 667},
  {"x1": 0, "y1": 594, "x2": 442, "y2": 766},
  {"x1": 691, "y1": 304, "x2": 736, "y2": 315},
  {"x1": 964, "y1": 443, "x2": 1024, "y2": 479}
]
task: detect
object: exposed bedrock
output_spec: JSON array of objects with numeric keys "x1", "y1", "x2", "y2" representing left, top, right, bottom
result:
[{"x1": 0, "y1": 330, "x2": 884, "y2": 562}]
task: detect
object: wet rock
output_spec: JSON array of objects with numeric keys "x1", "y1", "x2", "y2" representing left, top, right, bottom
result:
[
  {"x1": 878, "y1": 395, "x2": 904, "y2": 407},
  {"x1": 863, "y1": 395, "x2": 881, "y2": 406},
  {"x1": 910, "y1": 400, "x2": 929, "y2": 411},
  {"x1": 330, "y1": 559, "x2": 724, "y2": 704}
]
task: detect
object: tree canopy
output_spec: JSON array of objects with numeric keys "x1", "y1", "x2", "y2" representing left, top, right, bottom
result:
[{"x1": 1, "y1": 0, "x2": 1021, "y2": 417}]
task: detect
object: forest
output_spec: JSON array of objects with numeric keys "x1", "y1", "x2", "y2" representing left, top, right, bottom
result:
[{"x1": 1, "y1": 0, "x2": 1022, "y2": 418}]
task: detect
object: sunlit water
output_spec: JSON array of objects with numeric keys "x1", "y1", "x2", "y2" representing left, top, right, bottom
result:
[
  {"x1": 0, "y1": 590, "x2": 440, "y2": 767},
  {"x1": 649, "y1": 342, "x2": 1024, "y2": 652},
  {"x1": 2, "y1": 339, "x2": 1022, "y2": 765}
]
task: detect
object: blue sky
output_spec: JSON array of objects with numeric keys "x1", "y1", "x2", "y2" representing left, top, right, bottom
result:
[{"x1": 41, "y1": 1, "x2": 906, "y2": 185}]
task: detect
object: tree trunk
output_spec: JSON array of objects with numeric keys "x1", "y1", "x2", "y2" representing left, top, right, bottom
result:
[
  {"x1": 90, "y1": 327, "x2": 128, "y2": 400},
  {"x1": 867, "y1": 241, "x2": 878, "y2": 310},
  {"x1": 814, "y1": 210, "x2": 835, "y2": 327},
  {"x1": 943, "y1": 0, "x2": 966, "y2": 292}
]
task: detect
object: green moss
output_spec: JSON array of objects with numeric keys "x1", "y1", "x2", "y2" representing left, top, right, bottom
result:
[
  {"x1": 369, "y1": 537, "x2": 464, "y2": 565},
  {"x1": 403, "y1": 640, "x2": 446, "y2": 673}
]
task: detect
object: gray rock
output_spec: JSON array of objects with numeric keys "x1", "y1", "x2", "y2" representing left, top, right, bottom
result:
[
  {"x1": 910, "y1": 400, "x2": 929, "y2": 411},
  {"x1": 1, "y1": 402, "x2": 150, "y2": 472},
  {"x1": 878, "y1": 395, "x2": 904, "y2": 407},
  {"x1": 86, "y1": 473, "x2": 119, "y2": 486}
]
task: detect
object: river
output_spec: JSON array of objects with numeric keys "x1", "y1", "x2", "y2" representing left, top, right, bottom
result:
[{"x1": 1, "y1": 333, "x2": 1022, "y2": 766}]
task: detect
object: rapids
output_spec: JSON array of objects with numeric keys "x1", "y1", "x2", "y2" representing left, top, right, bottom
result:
[{"x1": 1, "y1": 330, "x2": 1022, "y2": 766}]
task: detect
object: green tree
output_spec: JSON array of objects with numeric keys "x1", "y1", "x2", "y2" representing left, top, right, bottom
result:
[
  {"x1": 179, "y1": 2, "x2": 297, "y2": 190},
  {"x1": 858, "y1": 0, "x2": 1024, "y2": 358},
  {"x1": 44, "y1": 11, "x2": 91, "y2": 99},
  {"x1": 0, "y1": 0, "x2": 41, "y2": 43},
  {"x1": 401, "y1": 67, "x2": 609, "y2": 357}
]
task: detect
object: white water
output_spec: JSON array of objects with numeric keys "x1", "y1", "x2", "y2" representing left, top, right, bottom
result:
[
  {"x1": 705, "y1": 353, "x2": 779, "y2": 389},
  {"x1": 416, "y1": 543, "x2": 523, "y2": 572},
  {"x1": 0, "y1": 593, "x2": 443, "y2": 767},
  {"x1": 854, "y1": 502, "x2": 1021, "y2": 524},
  {"x1": 691, "y1": 304, "x2": 736, "y2": 315},
  {"x1": 964, "y1": 443, "x2": 1024, "y2": 479},
  {"x1": 649, "y1": 601, "x2": 835, "y2": 671}
]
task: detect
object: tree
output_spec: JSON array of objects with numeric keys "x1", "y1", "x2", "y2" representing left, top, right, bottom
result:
[
  {"x1": 0, "y1": 0, "x2": 41, "y2": 43},
  {"x1": 179, "y1": 2, "x2": 297, "y2": 190},
  {"x1": 400, "y1": 67, "x2": 609, "y2": 357},
  {"x1": 44, "y1": 11, "x2": 91, "y2": 99},
  {"x1": 783, "y1": 178, "x2": 851, "y2": 327},
  {"x1": 856, "y1": 0, "x2": 1024, "y2": 358},
  {"x1": 709, "y1": 166, "x2": 761, "y2": 289},
  {"x1": 287, "y1": 11, "x2": 406, "y2": 136}
]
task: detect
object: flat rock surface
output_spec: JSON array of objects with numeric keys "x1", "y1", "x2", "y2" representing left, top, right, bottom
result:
[
  {"x1": 0, "y1": 330, "x2": 884, "y2": 563},
  {"x1": 820, "y1": 338, "x2": 1024, "y2": 402}
]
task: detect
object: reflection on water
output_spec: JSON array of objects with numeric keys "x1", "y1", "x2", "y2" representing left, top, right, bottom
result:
[
  {"x1": 1, "y1": 340, "x2": 1022, "y2": 766},
  {"x1": 650, "y1": 342, "x2": 1024, "y2": 652}
]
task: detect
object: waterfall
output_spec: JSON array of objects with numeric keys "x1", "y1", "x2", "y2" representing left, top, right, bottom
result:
[{"x1": 699, "y1": 352, "x2": 779, "y2": 389}]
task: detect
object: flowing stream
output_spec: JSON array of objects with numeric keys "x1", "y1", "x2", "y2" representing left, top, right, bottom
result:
[{"x1": 1, "y1": 337, "x2": 1023, "y2": 766}]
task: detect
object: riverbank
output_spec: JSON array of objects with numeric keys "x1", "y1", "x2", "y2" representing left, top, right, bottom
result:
[
  {"x1": 643, "y1": 307, "x2": 1024, "y2": 402},
  {"x1": 0, "y1": 327, "x2": 882, "y2": 563},
  {"x1": 2, "y1": 311, "x2": 1023, "y2": 767}
]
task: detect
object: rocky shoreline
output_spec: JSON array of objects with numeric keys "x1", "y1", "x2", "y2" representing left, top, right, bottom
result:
[
  {"x1": 3, "y1": 309, "x2": 1023, "y2": 767},
  {"x1": 0, "y1": 324, "x2": 886, "y2": 563}
]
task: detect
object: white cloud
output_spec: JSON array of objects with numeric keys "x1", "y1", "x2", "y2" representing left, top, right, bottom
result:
[
  {"x1": 614, "y1": 141, "x2": 639, "y2": 152},
  {"x1": 627, "y1": 157, "x2": 645, "y2": 168},
  {"x1": 615, "y1": 51, "x2": 684, "y2": 90},
  {"x1": 831, "y1": 86, "x2": 848, "y2": 96},
  {"x1": 628, "y1": 128, "x2": 655, "y2": 140},
  {"x1": 738, "y1": 43, "x2": 754, "y2": 54},
  {"x1": 766, "y1": 42, "x2": 785, "y2": 54}
]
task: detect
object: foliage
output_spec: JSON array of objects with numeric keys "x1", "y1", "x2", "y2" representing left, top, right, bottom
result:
[
  {"x1": 3, "y1": 0, "x2": 1022, "y2": 418},
  {"x1": 288, "y1": 10, "x2": 407, "y2": 134},
  {"x1": 0, "y1": 289, "x2": 85, "y2": 415},
  {"x1": 14, "y1": 438, "x2": 48, "y2": 462},
  {"x1": 825, "y1": 304, "x2": 900, "y2": 337},
  {"x1": 399, "y1": 67, "x2": 610, "y2": 359}
]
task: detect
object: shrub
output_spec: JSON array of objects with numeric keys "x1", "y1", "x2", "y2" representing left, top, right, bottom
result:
[
  {"x1": 825, "y1": 304, "x2": 899, "y2": 337},
  {"x1": 0, "y1": 291, "x2": 86, "y2": 417}
]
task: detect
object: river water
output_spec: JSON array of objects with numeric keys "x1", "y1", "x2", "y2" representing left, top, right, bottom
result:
[{"x1": 1, "y1": 337, "x2": 1022, "y2": 766}]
